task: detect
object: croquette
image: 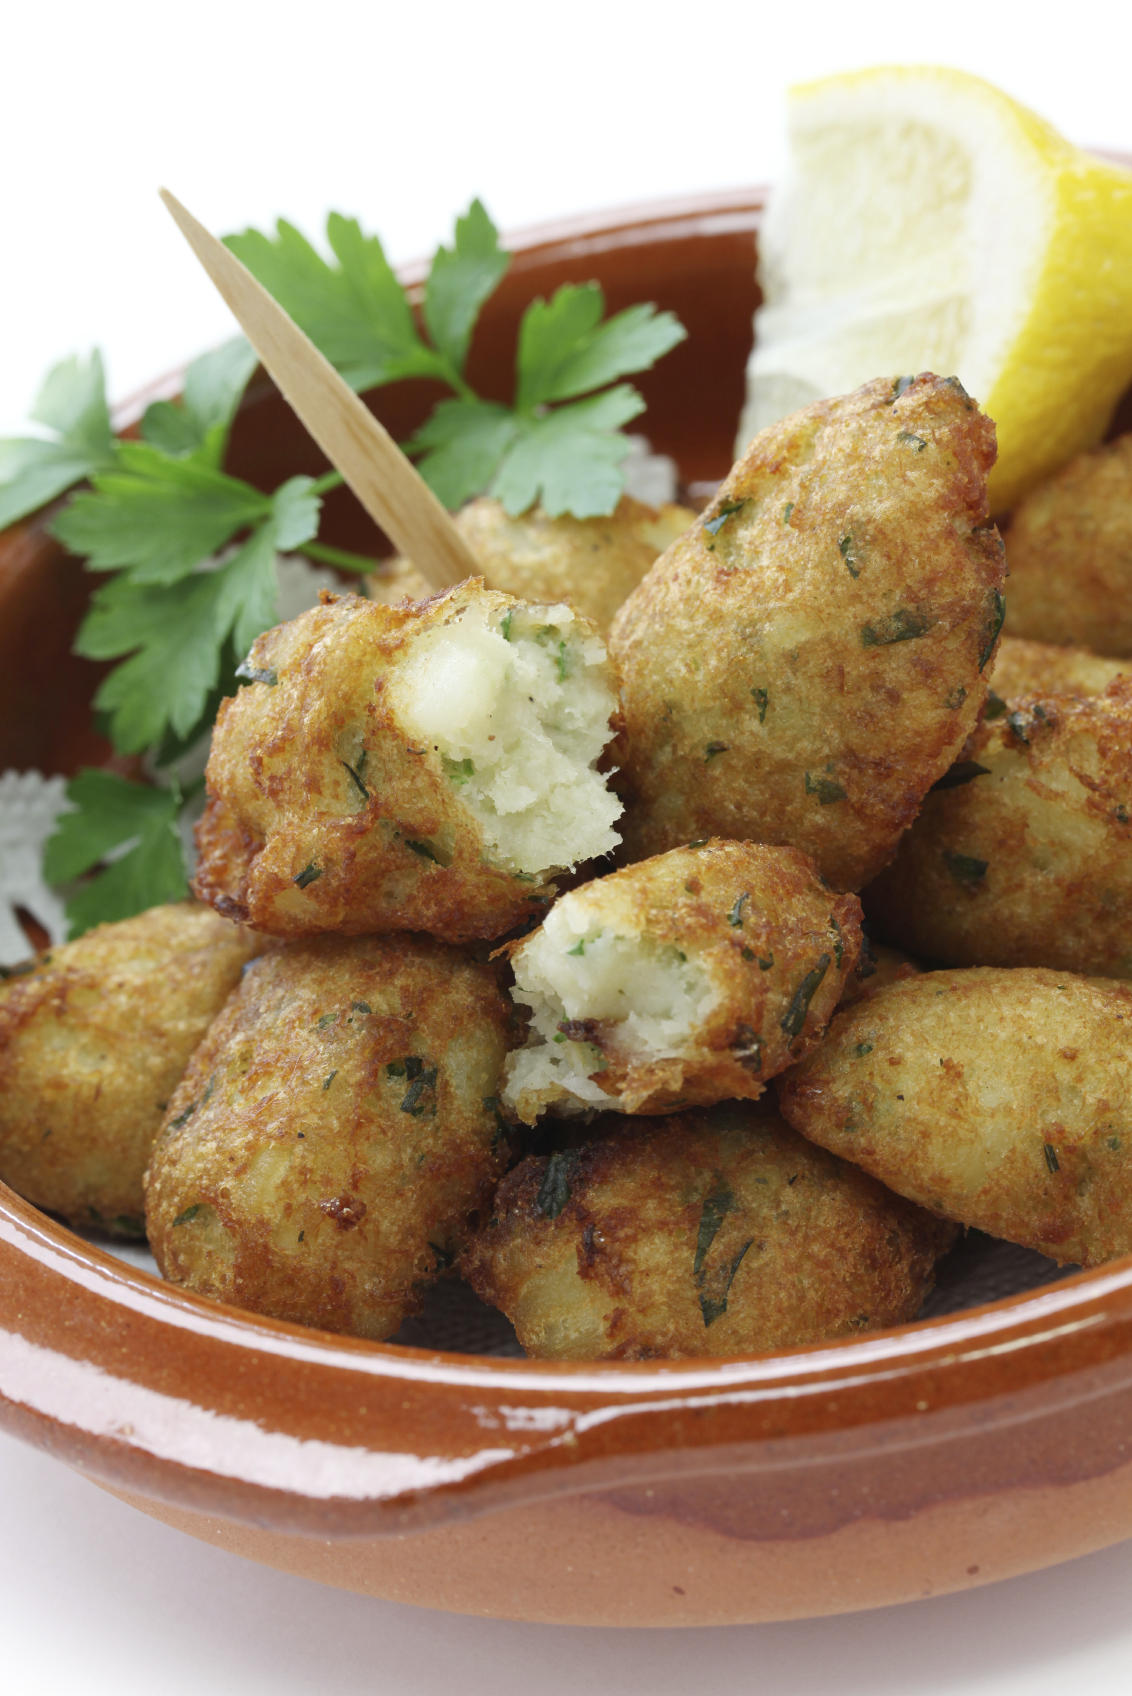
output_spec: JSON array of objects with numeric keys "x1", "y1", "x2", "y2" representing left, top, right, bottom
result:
[
  {"x1": 865, "y1": 681, "x2": 1132, "y2": 976},
  {"x1": 990, "y1": 636, "x2": 1127, "y2": 703},
  {"x1": 461, "y1": 1100, "x2": 955, "y2": 1360},
  {"x1": 1003, "y1": 434, "x2": 1132, "y2": 658},
  {"x1": 369, "y1": 495, "x2": 696, "y2": 633},
  {"x1": 777, "y1": 966, "x2": 1132, "y2": 1265},
  {"x1": 836, "y1": 940, "x2": 922, "y2": 1006},
  {"x1": 0, "y1": 904, "x2": 265, "y2": 1234},
  {"x1": 193, "y1": 582, "x2": 622, "y2": 944},
  {"x1": 609, "y1": 374, "x2": 1007, "y2": 891},
  {"x1": 144, "y1": 932, "x2": 511, "y2": 1339},
  {"x1": 502, "y1": 839, "x2": 862, "y2": 1121}
]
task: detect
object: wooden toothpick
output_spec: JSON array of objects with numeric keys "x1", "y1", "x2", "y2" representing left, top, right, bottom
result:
[{"x1": 159, "y1": 189, "x2": 479, "y2": 592}]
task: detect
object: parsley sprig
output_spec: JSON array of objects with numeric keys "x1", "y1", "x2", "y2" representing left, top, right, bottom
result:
[{"x1": 0, "y1": 198, "x2": 686, "y2": 939}]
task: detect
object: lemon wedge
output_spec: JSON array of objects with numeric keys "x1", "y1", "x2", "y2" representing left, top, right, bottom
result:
[{"x1": 740, "y1": 66, "x2": 1132, "y2": 512}]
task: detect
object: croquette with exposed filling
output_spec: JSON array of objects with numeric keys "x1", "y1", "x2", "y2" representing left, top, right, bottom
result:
[
  {"x1": 777, "y1": 966, "x2": 1132, "y2": 1266},
  {"x1": 461, "y1": 1100, "x2": 955, "y2": 1360},
  {"x1": 193, "y1": 581, "x2": 623, "y2": 944},
  {"x1": 369, "y1": 495, "x2": 695, "y2": 634},
  {"x1": 609, "y1": 374, "x2": 1007, "y2": 891},
  {"x1": 502, "y1": 839, "x2": 862, "y2": 1121},
  {"x1": 0, "y1": 904, "x2": 266, "y2": 1235},
  {"x1": 144, "y1": 933, "x2": 511, "y2": 1340},
  {"x1": 864, "y1": 681, "x2": 1132, "y2": 977}
]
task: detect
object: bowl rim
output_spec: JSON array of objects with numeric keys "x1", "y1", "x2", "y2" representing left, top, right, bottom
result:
[{"x1": 5, "y1": 181, "x2": 1132, "y2": 1539}]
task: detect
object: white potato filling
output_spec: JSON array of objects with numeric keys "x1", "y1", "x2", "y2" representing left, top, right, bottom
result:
[
  {"x1": 502, "y1": 894, "x2": 719, "y2": 1111},
  {"x1": 389, "y1": 600, "x2": 622, "y2": 873}
]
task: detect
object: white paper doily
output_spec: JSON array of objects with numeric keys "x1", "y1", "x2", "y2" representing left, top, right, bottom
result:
[{"x1": 0, "y1": 770, "x2": 72, "y2": 966}]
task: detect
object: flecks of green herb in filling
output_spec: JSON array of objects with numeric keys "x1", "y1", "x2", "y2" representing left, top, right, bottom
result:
[
  {"x1": 1044, "y1": 1143, "x2": 1060, "y2": 1174},
  {"x1": 316, "y1": 1012, "x2": 336, "y2": 1028},
  {"x1": 896, "y1": 431, "x2": 928, "y2": 452},
  {"x1": 702, "y1": 498, "x2": 746, "y2": 538},
  {"x1": 804, "y1": 771, "x2": 847, "y2": 804},
  {"x1": 931, "y1": 761, "x2": 991, "y2": 792},
  {"x1": 854, "y1": 1042, "x2": 874, "y2": 1058},
  {"x1": 945, "y1": 685, "x2": 968, "y2": 710},
  {"x1": 728, "y1": 891, "x2": 750, "y2": 928},
  {"x1": 351, "y1": 1001, "x2": 371, "y2": 1014},
  {"x1": 235, "y1": 662, "x2": 278, "y2": 686},
  {"x1": 892, "y1": 375, "x2": 916, "y2": 399},
  {"x1": 829, "y1": 918, "x2": 844, "y2": 967},
  {"x1": 567, "y1": 939, "x2": 585, "y2": 956},
  {"x1": 839, "y1": 534, "x2": 861, "y2": 579},
  {"x1": 688, "y1": 838, "x2": 709, "y2": 849},
  {"x1": 943, "y1": 849, "x2": 989, "y2": 889},
  {"x1": 499, "y1": 609, "x2": 513, "y2": 640},
  {"x1": 170, "y1": 1102, "x2": 196, "y2": 1129},
  {"x1": 556, "y1": 641, "x2": 570, "y2": 681},
  {"x1": 1114, "y1": 805, "x2": 1131, "y2": 825},
  {"x1": 731, "y1": 1023, "x2": 765, "y2": 1073},
  {"x1": 751, "y1": 686, "x2": 769, "y2": 723},
  {"x1": 979, "y1": 589, "x2": 1006, "y2": 671},
  {"x1": 861, "y1": 608, "x2": 933, "y2": 647},
  {"x1": 1108, "y1": 1135, "x2": 1122, "y2": 1152},
  {"x1": 781, "y1": 954, "x2": 832, "y2": 1038},
  {"x1": 1005, "y1": 710, "x2": 1034, "y2": 745},
  {"x1": 741, "y1": 947, "x2": 755, "y2": 961},
  {"x1": 405, "y1": 839, "x2": 440, "y2": 862},
  {"x1": 401, "y1": 1066, "x2": 438, "y2": 1115},
  {"x1": 693, "y1": 1174, "x2": 734, "y2": 1277},
  {"x1": 444, "y1": 756, "x2": 475, "y2": 786},
  {"x1": 984, "y1": 688, "x2": 1008, "y2": 721},
  {"x1": 758, "y1": 953, "x2": 774, "y2": 970},
  {"x1": 298, "y1": 1230, "x2": 305, "y2": 1242},
  {"x1": 114, "y1": 1215, "x2": 146, "y2": 1237},
  {"x1": 322, "y1": 1070, "x2": 337, "y2": 1092},
  {"x1": 700, "y1": 1239, "x2": 753, "y2": 1327},
  {"x1": 705, "y1": 742, "x2": 730, "y2": 761},
  {"x1": 430, "y1": 1241, "x2": 455, "y2": 1271},
  {"x1": 782, "y1": 502, "x2": 794, "y2": 525},
  {"x1": 173, "y1": 1204, "x2": 201, "y2": 1226},
  {"x1": 342, "y1": 758, "x2": 369, "y2": 801},
  {"x1": 294, "y1": 863, "x2": 322, "y2": 888},
  {"x1": 536, "y1": 1150, "x2": 576, "y2": 1219}
]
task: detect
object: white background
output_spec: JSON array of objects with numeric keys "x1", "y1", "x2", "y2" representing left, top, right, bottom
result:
[{"x1": 5, "y1": 1, "x2": 1132, "y2": 1688}]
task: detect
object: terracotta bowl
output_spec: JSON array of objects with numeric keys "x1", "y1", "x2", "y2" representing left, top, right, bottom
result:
[{"x1": 5, "y1": 188, "x2": 1132, "y2": 1628}]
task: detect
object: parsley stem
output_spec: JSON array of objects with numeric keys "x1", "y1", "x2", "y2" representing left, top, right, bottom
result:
[
  {"x1": 301, "y1": 540, "x2": 381, "y2": 575},
  {"x1": 307, "y1": 471, "x2": 345, "y2": 496}
]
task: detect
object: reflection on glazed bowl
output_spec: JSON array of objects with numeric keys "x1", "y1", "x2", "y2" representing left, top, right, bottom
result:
[{"x1": 4, "y1": 188, "x2": 1132, "y2": 1627}]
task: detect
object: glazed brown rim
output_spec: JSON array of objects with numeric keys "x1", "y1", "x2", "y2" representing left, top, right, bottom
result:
[{"x1": 5, "y1": 182, "x2": 1132, "y2": 1546}]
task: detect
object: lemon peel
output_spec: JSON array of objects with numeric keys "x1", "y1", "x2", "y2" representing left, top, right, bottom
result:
[{"x1": 741, "y1": 66, "x2": 1132, "y2": 513}]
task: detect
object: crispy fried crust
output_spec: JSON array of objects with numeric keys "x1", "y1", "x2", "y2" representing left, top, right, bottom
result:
[
  {"x1": 193, "y1": 583, "x2": 615, "y2": 944},
  {"x1": 865, "y1": 682, "x2": 1132, "y2": 976},
  {"x1": 1003, "y1": 435, "x2": 1132, "y2": 658},
  {"x1": 144, "y1": 933, "x2": 510, "y2": 1340},
  {"x1": 776, "y1": 967, "x2": 1132, "y2": 1266},
  {"x1": 990, "y1": 636, "x2": 1127, "y2": 703},
  {"x1": 0, "y1": 904, "x2": 265, "y2": 1233},
  {"x1": 608, "y1": 374, "x2": 1005, "y2": 891},
  {"x1": 461, "y1": 1101, "x2": 954, "y2": 1360},
  {"x1": 369, "y1": 497, "x2": 695, "y2": 634},
  {"x1": 504, "y1": 839, "x2": 863, "y2": 1119}
]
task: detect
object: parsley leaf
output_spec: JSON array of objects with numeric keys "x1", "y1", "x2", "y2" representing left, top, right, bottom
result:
[
  {"x1": 226, "y1": 216, "x2": 448, "y2": 393},
  {"x1": 43, "y1": 770, "x2": 187, "y2": 938},
  {"x1": 490, "y1": 385, "x2": 646, "y2": 518},
  {"x1": 53, "y1": 443, "x2": 271, "y2": 585},
  {"x1": 516, "y1": 283, "x2": 685, "y2": 409},
  {"x1": 0, "y1": 351, "x2": 117, "y2": 530},
  {"x1": 139, "y1": 336, "x2": 258, "y2": 462},
  {"x1": 424, "y1": 198, "x2": 510, "y2": 377},
  {"x1": 406, "y1": 399, "x2": 519, "y2": 511}
]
